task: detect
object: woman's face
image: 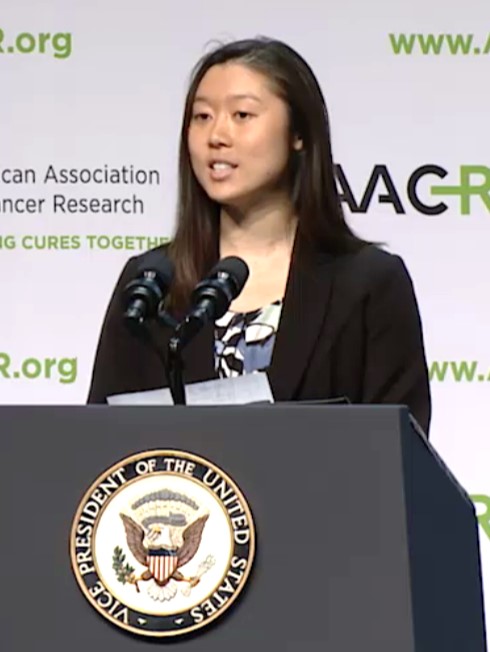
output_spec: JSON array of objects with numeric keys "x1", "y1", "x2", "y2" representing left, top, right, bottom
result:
[{"x1": 187, "y1": 62, "x2": 300, "y2": 211}]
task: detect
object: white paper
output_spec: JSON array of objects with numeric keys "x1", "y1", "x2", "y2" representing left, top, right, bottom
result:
[{"x1": 106, "y1": 372, "x2": 274, "y2": 406}]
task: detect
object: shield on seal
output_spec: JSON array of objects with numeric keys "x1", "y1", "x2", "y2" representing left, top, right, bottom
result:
[{"x1": 147, "y1": 550, "x2": 179, "y2": 583}]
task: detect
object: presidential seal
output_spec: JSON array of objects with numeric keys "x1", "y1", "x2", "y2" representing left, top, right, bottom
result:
[{"x1": 70, "y1": 450, "x2": 255, "y2": 637}]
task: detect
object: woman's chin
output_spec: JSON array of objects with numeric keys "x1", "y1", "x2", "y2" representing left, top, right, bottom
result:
[
  {"x1": 205, "y1": 186, "x2": 252, "y2": 209},
  {"x1": 203, "y1": 178, "x2": 289, "y2": 212}
]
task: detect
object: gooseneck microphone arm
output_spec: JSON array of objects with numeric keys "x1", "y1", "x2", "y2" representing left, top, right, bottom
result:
[
  {"x1": 166, "y1": 257, "x2": 250, "y2": 406},
  {"x1": 170, "y1": 294, "x2": 222, "y2": 351}
]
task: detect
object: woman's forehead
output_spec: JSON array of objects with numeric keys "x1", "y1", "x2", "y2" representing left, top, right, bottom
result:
[{"x1": 194, "y1": 63, "x2": 277, "y2": 102}]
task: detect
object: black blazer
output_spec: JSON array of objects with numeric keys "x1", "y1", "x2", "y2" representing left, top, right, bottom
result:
[{"x1": 87, "y1": 241, "x2": 431, "y2": 435}]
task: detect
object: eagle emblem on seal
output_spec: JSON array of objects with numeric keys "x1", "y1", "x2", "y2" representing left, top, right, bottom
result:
[{"x1": 115, "y1": 489, "x2": 213, "y2": 601}]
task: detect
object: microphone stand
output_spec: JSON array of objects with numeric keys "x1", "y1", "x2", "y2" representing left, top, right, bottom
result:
[
  {"x1": 155, "y1": 306, "x2": 186, "y2": 406},
  {"x1": 167, "y1": 335, "x2": 186, "y2": 406},
  {"x1": 164, "y1": 311, "x2": 209, "y2": 406},
  {"x1": 128, "y1": 299, "x2": 212, "y2": 407}
]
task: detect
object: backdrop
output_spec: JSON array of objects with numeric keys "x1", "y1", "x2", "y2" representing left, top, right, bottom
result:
[{"x1": 2, "y1": 0, "x2": 489, "y2": 636}]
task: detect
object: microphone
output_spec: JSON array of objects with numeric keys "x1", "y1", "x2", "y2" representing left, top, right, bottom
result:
[
  {"x1": 166, "y1": 256, "x2": 249, "y2": 405},
  {"x1": 172, "y1": 256, "x2": 249, "y2": 351},
  {"x1": 122, "y1": 251, "x2": 174, "y2": 327}
]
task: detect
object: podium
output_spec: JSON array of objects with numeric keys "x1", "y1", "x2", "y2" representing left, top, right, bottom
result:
[{"x1": 1, "y1": 404, "x2": 486, "y2": 651}]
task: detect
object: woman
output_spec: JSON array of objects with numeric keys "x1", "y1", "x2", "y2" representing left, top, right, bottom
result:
[{"x1": 87, "y1": 37, "x2": 431, "y2": 434}]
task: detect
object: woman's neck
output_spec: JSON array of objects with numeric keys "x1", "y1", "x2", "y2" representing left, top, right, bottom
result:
[{"x1": 219, "y1": 196, "x2": 298, "y2": 258}]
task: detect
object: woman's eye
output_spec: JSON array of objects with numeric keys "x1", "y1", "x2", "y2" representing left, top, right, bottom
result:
[
  {"x1": 193, "y1": 112, "x2": 210, "y2": 121},
  {"x1": 234, "y1": 111, "x2": 252, "y2": 120}
]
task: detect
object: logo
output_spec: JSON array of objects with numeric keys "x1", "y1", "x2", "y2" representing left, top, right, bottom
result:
[
  {"x1": 472, "y1": 495, "x2": 490, "y2": 541},
  {"x1": 70, "y1": 450, "x2": 255, "y2": 637},
  {"x1": 337, "y1": 164, "x2": 490, "y2": 215}
]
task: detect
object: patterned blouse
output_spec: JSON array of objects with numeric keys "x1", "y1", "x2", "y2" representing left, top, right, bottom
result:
[{"x1": 214, "y1": 300, "x2": 283, "y2": 378}]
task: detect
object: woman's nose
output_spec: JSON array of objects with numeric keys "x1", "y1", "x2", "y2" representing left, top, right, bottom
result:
[{"x1": 208, "y1": 114, "x2": 231, "y2": 147}]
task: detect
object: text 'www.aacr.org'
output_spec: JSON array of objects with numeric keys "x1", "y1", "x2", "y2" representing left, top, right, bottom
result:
[
  {"x1": 0, "y1": 28, "x2": 72, "y2": 59},
  {"x1": 389, "y1": 33, "x2": 490, "y2": 56},
  {"x1": 429, "y1": 361, "x2": 490, "y2": 383},
  {"x1": 0, "y1": 353, "x2": 77, "y2": 384}
]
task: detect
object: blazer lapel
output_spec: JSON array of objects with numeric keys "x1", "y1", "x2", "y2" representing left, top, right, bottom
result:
[{"x1": 268, "y1": 238, "x2": 335, "y2": 401}]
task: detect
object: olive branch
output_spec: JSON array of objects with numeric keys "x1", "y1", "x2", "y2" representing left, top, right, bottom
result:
[{"x1": 112, "y1": 546, "x2": 135, "y2": 584}]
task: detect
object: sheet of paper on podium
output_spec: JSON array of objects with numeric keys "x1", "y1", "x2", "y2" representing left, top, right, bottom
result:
[{"x1": 107, "y1": 371, "x2": 274, "y2": 406}]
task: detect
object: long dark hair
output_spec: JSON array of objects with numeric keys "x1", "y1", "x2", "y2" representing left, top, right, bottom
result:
[{"x1": 168, "y1": 36, "x2": 367, "y2": 311}]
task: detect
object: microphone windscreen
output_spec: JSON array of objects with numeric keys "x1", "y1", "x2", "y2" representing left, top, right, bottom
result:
[
  {"x1": 211, "y1": 256, "x2": 249, "y2": 296},
  {"x1": 136, "y1": 250, "x2": 175, "y2": 287}
]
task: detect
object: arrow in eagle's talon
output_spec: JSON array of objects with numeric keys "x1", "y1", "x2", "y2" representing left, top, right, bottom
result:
[
  {"x1": 173, "y1": 571, "x2": 200, "y2": 587},
  {"x1": 128, "y1": 574, "x2": 141, "y2": 592}
]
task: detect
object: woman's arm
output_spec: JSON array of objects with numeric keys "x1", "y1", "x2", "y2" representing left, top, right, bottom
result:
[{"x1": 361, "y1": 254, "x2": 431, "y2": 435}]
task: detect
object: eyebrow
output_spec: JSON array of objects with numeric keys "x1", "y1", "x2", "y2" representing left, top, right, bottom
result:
[{"x1": 193, "y1": 93, "x2": 262, "y2": 104}]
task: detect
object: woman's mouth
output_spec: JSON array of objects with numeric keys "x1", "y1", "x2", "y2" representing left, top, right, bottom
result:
[{"x1": 209, "y1": 161, "x2": 238, "y2": 181}]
